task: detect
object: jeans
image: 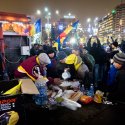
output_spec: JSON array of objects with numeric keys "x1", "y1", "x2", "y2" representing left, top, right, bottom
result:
[{"x1": 94, "y1": 64, "x2": 105, "y2": 87}]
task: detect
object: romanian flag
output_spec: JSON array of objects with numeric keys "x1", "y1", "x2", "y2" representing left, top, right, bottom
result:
[
  {"x1": 59, "y1": 20, "x2": 79, "y2": 44},
  {"x1": 29, "y1": 24, "x2": 35, "y2": 36},
  {"x1": 55, "y1": 20, "x2": 79, "y2": 50},
  {"x1": 29, "y1": 18, "x2": 41, "y2": 36}
]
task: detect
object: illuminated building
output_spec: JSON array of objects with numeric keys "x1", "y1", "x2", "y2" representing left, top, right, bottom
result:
[{"x1": 98, "y1": 3, "x2": 125, "y2": 41}]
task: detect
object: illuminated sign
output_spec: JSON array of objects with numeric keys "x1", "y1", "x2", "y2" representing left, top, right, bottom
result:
[
  {"x1": 63, "y1": 15, "x2": 75, "y2": 19},
  {"x1": 2, "y1": 22, "x2": 31, "y2": 36}
]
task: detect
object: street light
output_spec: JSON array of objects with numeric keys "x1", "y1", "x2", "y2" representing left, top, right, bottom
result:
[
  {"x1": 36, "y1": 10, "x2": 41, "y2": 15},
  {"x1": 48, "y1": 12, "x2": 51, "y2": 16},
  {"x1": 68, "y1": 13, "x2": 71, "y2": 16},
  {"x1": 87, "y1": 18, "x2": 91, "y2": 23},
  {"x1": 36, "y1": 7, "x2": 51, "y2": 40},
  {"x1": 64, "y1": 13, "x2": 75, "y2": 19},
  {"x1": 86, "y1": 18, "x2": 92, "y2": 37},
  {"x1": 44, "y1": 8, "x2": 51, "y2": 40},
  {"x1": 44, "y1": 7, "x2": 48, "y2": 12},
  {"x1": 55, "y1": 10, "x2": 59, "y2": 15},
  {"x1": 45, "y1": 12, "x2": 51, "y2": 24}
]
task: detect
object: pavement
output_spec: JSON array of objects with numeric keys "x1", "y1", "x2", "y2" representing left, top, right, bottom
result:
[{"x1": 16, "y1": 95, "x2": 125, "y2": 125}]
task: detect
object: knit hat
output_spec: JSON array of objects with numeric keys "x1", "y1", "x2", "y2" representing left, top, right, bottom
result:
[
  {"x1": 38, "y1": 53, "x2": 51, "y2": 65},
  {"x1": 112, "y1": 41, "x2": 118, "y2": 47},
  {"x1": 113, "y1": 52, "x2": 125, "y2": 65},
  {"x1": 46, "y1": 47, "x2": 55, "y2": 55},
  {"x1": 72, "y1": 46, "x2": 79, "y2": 51},
  {"x1": 57, "y1": 51, "x2": 67, "y2": 61}
]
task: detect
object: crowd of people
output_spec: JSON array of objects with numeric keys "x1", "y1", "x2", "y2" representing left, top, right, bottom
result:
[{"x1": 13, "y1": 36, "x2": 125, "y2": 103}]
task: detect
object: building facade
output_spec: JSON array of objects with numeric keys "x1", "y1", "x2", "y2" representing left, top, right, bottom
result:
[{"x1": 98, "y1": 3, "x2": 125, "y2": 42}]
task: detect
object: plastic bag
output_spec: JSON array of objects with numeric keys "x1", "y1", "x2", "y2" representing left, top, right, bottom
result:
[
  {"x1": 62, "y1": 98, "x2": 81, "y2": 110},
  {"x1": 0, "y1": 111, "x2": 19, "y2": 125},
  {"x1": 79, "y1": 95, "x2": 93, "y2": 104},
  {"x1": 93, "y1": 90, "x2": 104, "y2": 103}
]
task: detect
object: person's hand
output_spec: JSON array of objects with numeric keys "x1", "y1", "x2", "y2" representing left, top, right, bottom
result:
[
  {"x1": 60, "y1": 59, "x2": 65, "y2": 63},
  {"x1": 110, "y1": 59, "x2": 114, "y2": 64},
  {"x1": 34, "y1": 71, "x2": 43, "y2": 78},
  {"x1": 53, "y1": 78, "x2": 61, "y2": 85},
  {"x1": 64, "y1": 68, "x2": 70, "y2": 71}
]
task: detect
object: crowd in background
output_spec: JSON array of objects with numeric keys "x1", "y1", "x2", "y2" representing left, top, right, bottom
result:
[{"x1": 26, "y1": 36, "x2": 125, "y2": 103}]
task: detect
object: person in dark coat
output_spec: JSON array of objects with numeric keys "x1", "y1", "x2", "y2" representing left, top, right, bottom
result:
[
  {"x1": 80, "y1": 48, "x2": 95, "y2": 72},
  {"x1": 42, "y1": 40, "x2": 50, "y2": 53},
  {"x1": 56, "y1": 51, "x2": 77, "y2": 80},
  {"x1": 89, "y1": 41, "x2": 106, "y2": 88},
  {"x1": 30, "y1": 43, "x2": 39, "y2": 56},
  {"x1": 120, "y1": 40, "x2": 125, "y2": 53},
  {"x1": 61, "y1": 44, "x2": 72, "y2": 56},
  {"x1": 56, "y1": 51, "x2": 67, "y2": 78},
  {"x1": 37, "y1": 44, "x2": 44, "y2": 55},
  {"x1": 109, "y1": 41, "x2": 120, "y2": 59},
  {"x1": 46, "y1": 47, "x2": 57, "y2": 78},
  {"x1": 108, "y1": 52, "x2": 125, "y2": 102}
]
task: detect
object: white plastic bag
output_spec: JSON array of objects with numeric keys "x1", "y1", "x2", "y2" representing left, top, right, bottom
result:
[{"x1": 61, "y1": 98, "x2": 81, "y2": 110}]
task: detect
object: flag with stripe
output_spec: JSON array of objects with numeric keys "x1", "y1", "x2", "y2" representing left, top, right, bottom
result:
[
  {"x1": 55, "y1": 20, "x2": 79, "y2": 50},
  {"x1": 59, "y1": 20, "x2": 79, "y2": 44}
]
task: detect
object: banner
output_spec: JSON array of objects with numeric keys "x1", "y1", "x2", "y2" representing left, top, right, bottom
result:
[{"x1": 35, "y1": 18, "x2": 41, "y2": 34}]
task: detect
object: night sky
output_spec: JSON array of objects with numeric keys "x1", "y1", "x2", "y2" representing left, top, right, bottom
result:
[{"x1": 0, "y1": 0, "x2": 122, "y2": 24}]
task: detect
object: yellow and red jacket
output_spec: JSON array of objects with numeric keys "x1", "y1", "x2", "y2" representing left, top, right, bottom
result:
[{"x1": 15, "y1": 56, "x2": 42, "y2": 81}]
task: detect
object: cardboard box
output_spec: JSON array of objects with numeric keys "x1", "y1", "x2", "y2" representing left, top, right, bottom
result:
[
  {"x1": 20, "y1": 79, "x2": 39, "y2": 95},
  {"x1": 0, "y1": 78, "x2": 39, "y2": 115}
]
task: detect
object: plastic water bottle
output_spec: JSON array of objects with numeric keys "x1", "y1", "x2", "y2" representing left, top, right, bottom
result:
[
  {"x1": 80, "y1": 84, "x2": 85, "y2": 95},
  {"x1": 89, "y1": 84, "x2": 94, "y2": 97},
  {"x1": 34, "y1": 81, "x2": 48, "y2": 106}
]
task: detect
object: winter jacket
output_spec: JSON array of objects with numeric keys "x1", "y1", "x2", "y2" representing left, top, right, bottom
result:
[
  {"x1": 14, "y1": 56, "x2": 54, "y2": 85},
  {"x1": 65, "y1": 54, "x2": 89, "y2": 80},
  {"x1": 108, "y1": 67, "x2": 125, "y2": 102}
]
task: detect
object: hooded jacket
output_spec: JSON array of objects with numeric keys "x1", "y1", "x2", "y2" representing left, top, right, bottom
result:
[
  {"x1": 65, "y1": 54, "x2": 82, "y2": 71},
  {"x1": 65, "y1": 54, "x2": 89, "y2": 81}
]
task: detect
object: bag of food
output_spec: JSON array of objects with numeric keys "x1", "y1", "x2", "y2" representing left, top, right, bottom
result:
[
  {"x1": 93, "y1": 90, "x2": 104, "y2": 103},
  {"x1": 79, "y1": 95, "x2": 93, "y2": 104}
]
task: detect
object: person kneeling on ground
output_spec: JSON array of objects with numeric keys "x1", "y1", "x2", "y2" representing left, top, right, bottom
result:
[
  {"x1": 14, "y1": 53, "x2": 61, "y2": 86},
  {"x1": 60, "y1": 53, "x2": 89, "y2": 87}
]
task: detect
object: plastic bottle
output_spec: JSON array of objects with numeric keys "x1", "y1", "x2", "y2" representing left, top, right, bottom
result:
[
  {"x1": 89, "y1": 84, "x2": 94, "y2": 97},
  {"x1": 80, "y1": 84, "x2": 85, "y2": 95},
  {"x1": 34, "y1": 80, "x2": 48, "y2": 106}
]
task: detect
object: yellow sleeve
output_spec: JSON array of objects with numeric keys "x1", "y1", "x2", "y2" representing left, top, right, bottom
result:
[
  {"x1": 53, "y1": 42, "x2": 58, "y2": 51},
  {"x1": 65, "y1": 54, "x2": 76, "y2": 64}
]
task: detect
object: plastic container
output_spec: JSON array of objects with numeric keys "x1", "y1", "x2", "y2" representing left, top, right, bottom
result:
[
  {"x1": 33, "y1": 81, "x2": 48, "y2": 106},
  {"x1": 62, "y1": 69, "x2": 71, "y2": 80},
  {"x1": 89, "y1": 84, "x2": 94, "y2": 97},
  {"x1": 80, "y1": 84, "x2": 85, "y2": 95}
]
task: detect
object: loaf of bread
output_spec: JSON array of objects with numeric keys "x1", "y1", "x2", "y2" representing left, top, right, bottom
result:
[{"x1": 69, "y1": 91, "x2": 83, "y2": 101}]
